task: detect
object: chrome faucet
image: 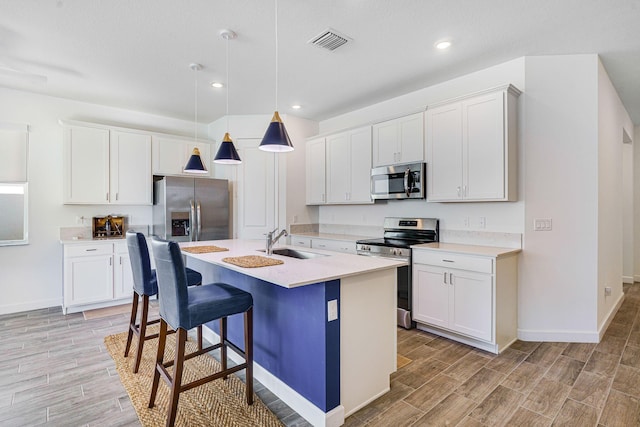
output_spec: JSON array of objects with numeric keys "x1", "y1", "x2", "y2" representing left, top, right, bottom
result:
[{"x1": 265, "y1": 227, "x2": 288, "y2": 255}]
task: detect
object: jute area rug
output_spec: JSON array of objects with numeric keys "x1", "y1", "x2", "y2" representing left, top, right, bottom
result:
[{"x1": 105, "y1": 329, "x2": 284, "y2": 427}]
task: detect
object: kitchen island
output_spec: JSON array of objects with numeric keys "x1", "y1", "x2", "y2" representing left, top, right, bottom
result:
[{"x1": 179, "y1": 239, "x2": 405, "y2": 427}]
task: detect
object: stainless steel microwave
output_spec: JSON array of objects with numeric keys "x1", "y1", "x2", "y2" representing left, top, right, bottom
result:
[{"x1": 371, "y1": 162, "x2": 425, "y2": 200}]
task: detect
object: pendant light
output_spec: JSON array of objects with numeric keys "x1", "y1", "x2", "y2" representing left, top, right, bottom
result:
[
  {"x1": 259, "y1": 0, "x2": 294, "y2": 152},
  {"x1": 214, "y1": 29, "x2": 242, "y2": 164},
  {"x1": 184, "y1": 63, "x2": 208, "y2": 174}
]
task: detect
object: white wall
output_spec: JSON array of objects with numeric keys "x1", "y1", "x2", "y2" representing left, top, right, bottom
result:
[
  {"x1": 0, "y1": 87, "x2": 202, "y2": 314},
  {"x1": 636, "y1": 125, "x2": 640, "y2": 282},
  {"x1": 597, "y1": 58, "x2": 634, "y2": 328},
  {"x1": 317, "y1": 58, "x2": 526, "y2": 236}
]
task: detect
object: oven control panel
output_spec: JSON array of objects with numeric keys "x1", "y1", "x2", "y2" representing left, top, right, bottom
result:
[{"x1": 356, "y1": 244, "x2": 411, "y2": 259}]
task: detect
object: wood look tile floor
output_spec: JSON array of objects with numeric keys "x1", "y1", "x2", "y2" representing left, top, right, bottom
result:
[
  {"x1": 0, "y1": 302, "x2": 311, "y2": 427},
  {"x1": 3, "y1": 284, "x2": 640, "y2": 426},
  {"x1": 345, "y1": 283, "x2": 640, "y2": 427}
]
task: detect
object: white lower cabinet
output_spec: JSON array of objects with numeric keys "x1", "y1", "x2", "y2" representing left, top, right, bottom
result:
[
  {"x1": 113, "y1": 242, "x2": 134, "y2": 300},
  {"x1": 412, "y1": 245, "x2": 519, "y2": 353},
  {"x1": 290, "y1": 235, "x2": 356, "y2": 254},
  {"x1": 311, "y1": 238, "x2": 356, "y2": 254},
  {"x1": 63, "y1": 241, "x2": 134, "y2": 314}
]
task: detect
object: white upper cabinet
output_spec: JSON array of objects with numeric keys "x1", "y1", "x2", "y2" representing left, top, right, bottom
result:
[
  {"x1": 110, "y1": 131, "x2": 152, "y2": 205},
  {"x1": 306, "y1": 126, "x2": 372, "y2": 205},
  {"x1": 63, "y1": 124, "x2": 152, "y2": 205},
  {"x1": 305, "y1": 137, "x2": 326, "y2": 205},
  {"x1": 326, "y1": 126, "x2": 372, "y2": 204},
  {"x1": 152, "y1": 136, "x2": 212, "y2": 177},
  {"x1": 372, "y1": 112, "x2": 424, "y2": 167},
  {"x1": 63, "y1": 125, "x2": 110, "y2": 204},
  {"x1": 426, "y1": 84, "x2": 520, "y2": 202}
]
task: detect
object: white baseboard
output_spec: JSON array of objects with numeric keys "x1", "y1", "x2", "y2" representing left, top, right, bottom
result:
[
  {"x1": 517, "y1": 328, "x2": 600, "y2": 343},
  {"x1": 0, "y1": 298, "x2": 61, "y2": 316},
  {"x1": 517, "y1": 292, "x2": 625, "y2": 343},
  {"x1": 623, "y1": 276, "x2": 634, "y2": 284},
  {"x1": 598, "y1": 292, "x2": 625, "y2": 340},
  {"x1": 634, "y1": 275, "x2": 640, "y2": 283},
  {"x1": 201, "y1": 326, "x2": 345, "y2": 427}
]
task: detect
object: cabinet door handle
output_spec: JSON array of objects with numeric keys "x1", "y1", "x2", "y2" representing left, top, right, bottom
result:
[
  {"x1": 463, "y1": 185, "x2": 467, "y2": 197},
  {"x1": 443, "y1": 272, "x2": 447, "y2": 284},
  {"x1": 450, "y1": 273, "x2": 454, "y2": 285},
  {"x1": 106, "y1": 192, "x2": 109, "y2": 201},
  {"x1": 456, "y1": 186, "x2": 461, "y2": 197},
  {"x1": 116, "y1": 193, "x2": 119, "y2": 201}
]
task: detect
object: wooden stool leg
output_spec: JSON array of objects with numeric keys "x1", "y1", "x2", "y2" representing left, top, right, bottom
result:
[
  {"x1": 148, "y1": 319, "x2": 168, "y2": 409},
  {"x1": 220, "y1": 317, "x2": 227, "y2": 379},
  {"x1": 133, "y1": 294, "x2": 150, "y2": 373},
  {"x1": 197, "y1": 325, "x2": 203, "y2": 350},
  {"x1": 245, "y1": 307, "x2": 253, "y2": 405},
  {"x1": 124, "y1": 292, "x2": 139, "y2": 358},
  {"x1": 167, "y1": 328, "x2": 187, "y2": 427}
]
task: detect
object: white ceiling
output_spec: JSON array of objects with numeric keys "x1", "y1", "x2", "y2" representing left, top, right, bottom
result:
[{"x1": 2, "y1": 0, "x2": 640, "y2": 125}]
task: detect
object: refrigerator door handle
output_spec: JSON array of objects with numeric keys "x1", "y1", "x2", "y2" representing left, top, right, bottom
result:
[
  {"x1": 196, "y1": 200, "x2": 202, "y2": 241},
  {"x1": 190, "y1": 199, "x2": 196, "y2": 242}
]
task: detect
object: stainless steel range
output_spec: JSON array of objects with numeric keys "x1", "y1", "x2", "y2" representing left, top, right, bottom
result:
[{"x1": 356, "y1": 217, "x2": 439, "y2": 329}]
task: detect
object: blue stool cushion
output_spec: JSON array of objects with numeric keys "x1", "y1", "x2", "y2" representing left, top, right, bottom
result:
[
  {"x1": 151, "y1": 237, "x2": 253, "y2": 331},
  {"x1": 187, "y1": 283, "x2": 253, "y2": 330}
]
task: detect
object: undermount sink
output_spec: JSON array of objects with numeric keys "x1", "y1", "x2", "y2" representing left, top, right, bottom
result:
[{"x1": 258, "y1": 248, "x2": 329, "y2": 259}]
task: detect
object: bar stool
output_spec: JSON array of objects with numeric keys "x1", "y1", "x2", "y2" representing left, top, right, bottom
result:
[
  {"x1": 123, "y1": 231, "x2": 204, "y2": 373},
  {"x1": 149, "y1": 237, "x2": 253, "y2": 427}
]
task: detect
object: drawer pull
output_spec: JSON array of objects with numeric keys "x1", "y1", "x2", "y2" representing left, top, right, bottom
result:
[
  {"x1": 442, "y1": 259, "x2": 454, "y2": 263},
  {"x1": 85, "y1": 249, "x2": 98, "y2": 252}
]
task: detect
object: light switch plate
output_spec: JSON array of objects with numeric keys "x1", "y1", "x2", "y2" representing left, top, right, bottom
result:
[
  {"x1": 533, "y1": 218, "x2": 552, "y2": 231},
  {"x1": 327, "y1": 299, "x2": 338, "y2": 321}
]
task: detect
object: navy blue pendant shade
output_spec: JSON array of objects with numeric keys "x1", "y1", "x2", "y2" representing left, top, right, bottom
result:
[
  {"x1": 214, "y1": 132, "x2": 242, "y2": 164},
  {"x1": 183, "y1": 147, "x2": 208, "y2": 174},
  {"x1": 259, "y1": 111, "x2": 294, "y2": 152}
]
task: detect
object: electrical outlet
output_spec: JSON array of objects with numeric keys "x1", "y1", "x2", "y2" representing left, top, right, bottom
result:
[
  {"x1": 605, "y1": 287, "x2": 612, "y2": 296},
  {"x1": 292, "y1": 215, "x2": 298, "y2": 224},
  {"x1": 533, "y1": 218, "x2": 552, "y2": 231},
  {"x1": 327, "y1": 299, "x2": 338, "y2": 321}
]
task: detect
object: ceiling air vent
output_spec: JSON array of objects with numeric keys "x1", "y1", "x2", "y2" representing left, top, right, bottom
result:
[{"x1": 307, "y1": 28, "x2": 351, "y2": 51}]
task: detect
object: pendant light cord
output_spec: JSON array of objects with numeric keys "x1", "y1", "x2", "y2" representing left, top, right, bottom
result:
[
  {"x1": 226, "y1": 35, "x2": 230, "y2": 132},
  {"x1": 274, "y1": 0, "x2": 278, "y2": 112},
  {"x1": 194, "y1": 66, "x2": 198, "y2": 143}
]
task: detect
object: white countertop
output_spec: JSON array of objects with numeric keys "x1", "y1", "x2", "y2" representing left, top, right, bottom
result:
[
  {"x1": 60, "y1": 237, "x2": 127, "y2": 245},
  {"x1": 180, "y1": 239, "x2": 406, "y2": 289},
  {"x1": 412, "y1": 242, "x2": 521, "y2": 258}
]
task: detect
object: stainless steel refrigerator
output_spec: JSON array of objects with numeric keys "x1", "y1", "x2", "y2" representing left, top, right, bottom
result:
[{"x1": 152, "y1": 176, "x2": 229, "y2": 242}]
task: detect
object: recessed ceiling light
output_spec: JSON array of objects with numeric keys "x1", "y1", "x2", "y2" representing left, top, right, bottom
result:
[
  {"x1": 211, "y1": 82, "x2": 224, "y2": 88},
  {"x1": 434, "y1": 40, "x2": 451, "y2": 50},
  {"x1": 291, "y1": 104, "x2": 302, "y2": 110}
]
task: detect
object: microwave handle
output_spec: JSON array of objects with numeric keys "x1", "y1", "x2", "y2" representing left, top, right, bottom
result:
[{"x1": 404, "y1": 168, "x2": 413, "y2": 197}]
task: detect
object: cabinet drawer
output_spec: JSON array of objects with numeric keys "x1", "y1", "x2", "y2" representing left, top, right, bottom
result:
[
  {"x1": 65, "y1": 243, "x2": 113, "y2": 257},
  {"x1": 312, "y1": 238, "x2": 356, "y2": 254},
  {"x1": 413, "y1": 250, "x2": 493, "y2": 273},
  {"x1": 290, "y1": 236, "x2": 312, "y2": 248}
]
